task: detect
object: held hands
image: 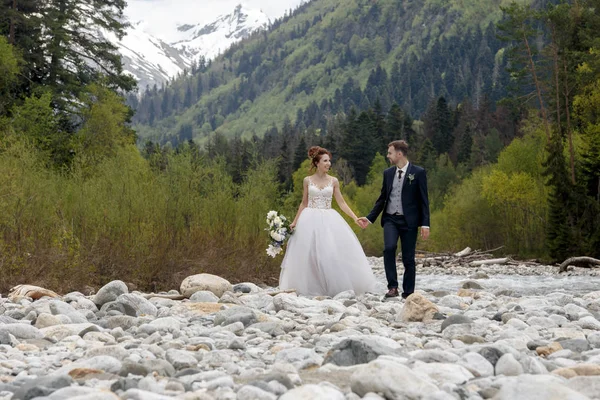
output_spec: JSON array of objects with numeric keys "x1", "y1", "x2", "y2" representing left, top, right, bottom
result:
[{"x1": 356, "y1": 217, "x2": 370, "y2": 229}]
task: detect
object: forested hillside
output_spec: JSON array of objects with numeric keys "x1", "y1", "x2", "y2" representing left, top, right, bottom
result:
[{"x1": 132, "y1": 0, "x2": 517, "y2": 145}]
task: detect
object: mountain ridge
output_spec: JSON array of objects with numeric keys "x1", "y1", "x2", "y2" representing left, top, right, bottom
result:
[{"x1": 132, "y1": 0, "x2": 522, "y2": 144}]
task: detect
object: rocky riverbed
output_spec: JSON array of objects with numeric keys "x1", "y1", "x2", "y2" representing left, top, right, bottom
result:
[{"x1": 1, "y1": 258, "x2": 600, "y2": 400}]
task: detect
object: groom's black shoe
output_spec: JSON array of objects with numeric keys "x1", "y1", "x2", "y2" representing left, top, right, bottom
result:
[
  {"x1": 384, "y1": 288, "x2": 399, "y2": 298},
  {"x1": 401, "y1": 292, "x2": 413, "y2": 299}
]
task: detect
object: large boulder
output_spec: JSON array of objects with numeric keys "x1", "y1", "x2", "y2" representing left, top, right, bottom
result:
[
  {"x1": 180, "y1": 274, "x2": 232, "y2": 298},
  {"x1": 93, "y1": 281, "x2": 128, "y2": 307},
  {"x1": 400, "y1": 293, "x2": 439, "y2": 322}
]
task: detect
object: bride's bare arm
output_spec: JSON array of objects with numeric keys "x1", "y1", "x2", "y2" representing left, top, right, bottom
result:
[
  {"x1": 290, "y1": 177, "x2": 309, "y2": 229},
  {"x1": 332, "y1": 178, "x2": 360, "y2": 224}
]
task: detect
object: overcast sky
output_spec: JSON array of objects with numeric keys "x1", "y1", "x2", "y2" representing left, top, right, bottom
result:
[{"x1": 126, "y1": 0, "x2": 304, "y2": 30}]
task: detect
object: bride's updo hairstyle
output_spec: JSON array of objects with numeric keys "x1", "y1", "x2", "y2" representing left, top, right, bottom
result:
[{"x1": 308, "y1": 146, "x2": 332, "y2": 172}]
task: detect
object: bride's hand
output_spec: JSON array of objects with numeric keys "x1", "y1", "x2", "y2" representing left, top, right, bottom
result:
[
  {"x1": 290, "y1": 222, "x2": 296, "y2": 230},
  {"x1": 355, "y1": 217, "x2": 368, "y2": 229}
]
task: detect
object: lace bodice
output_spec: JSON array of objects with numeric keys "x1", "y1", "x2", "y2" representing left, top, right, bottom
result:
[{"x1": 307, "y1": 177, "x2": 333, "y2": 209}]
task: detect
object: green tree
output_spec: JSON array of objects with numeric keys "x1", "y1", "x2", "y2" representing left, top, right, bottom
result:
[
  {"x1": 75, "y1": 84, "x2": 136, "y2": 171},
  {"x1": 9, "y1": 92, "x2": 68, "y2": 166},
  {"x1": 0, "y1": 0, "x2": 135, "y2": 117},
  {"x1": 498, "y1": 1, "x2": 551, "y2": 141},
  {"x1": 457, "y1": 125, "x2": 473, "y2": 165},
  {"x1": 293, "y1": 136, "x2": 308, "y2": 171},
  {"x1": 0, "y1": 37, "x2": 20, "y2": 115}
]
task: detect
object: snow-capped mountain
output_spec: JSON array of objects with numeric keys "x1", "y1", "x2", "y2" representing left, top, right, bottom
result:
[
  {"x1": 172, "y1": 5, "x2": 270, "y2": 61},
  {"x1": 112, "y1": 1, "x2": 306, "y2": 92}
]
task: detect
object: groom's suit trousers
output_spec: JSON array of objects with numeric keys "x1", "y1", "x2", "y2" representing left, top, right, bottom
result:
[{"x1": 382, "y1": 213, "x2": 418, "y2": 294}]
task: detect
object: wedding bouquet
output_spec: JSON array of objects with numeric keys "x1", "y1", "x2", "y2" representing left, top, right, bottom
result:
[{"x1": 265, "y1": 210, "x2": 292, "y2": 258}]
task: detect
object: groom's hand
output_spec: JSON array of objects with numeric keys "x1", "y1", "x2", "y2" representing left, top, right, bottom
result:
[{"x1": 420, "y1": 227, "x2": 430, "y2": 240}]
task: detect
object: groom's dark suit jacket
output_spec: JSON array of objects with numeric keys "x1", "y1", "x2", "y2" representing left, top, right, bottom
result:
[{"x1": 366, "y1": 163, "x2": 430, "y2": 229}]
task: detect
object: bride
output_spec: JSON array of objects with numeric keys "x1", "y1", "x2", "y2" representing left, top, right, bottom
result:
[{"x1": 279, "y1": 146, "x2": 378, "y2": 297}]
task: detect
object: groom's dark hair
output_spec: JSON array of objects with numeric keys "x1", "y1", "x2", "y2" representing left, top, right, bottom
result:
[{"x1": 389, "y1": 140, "x2": 409, "y2": 156}]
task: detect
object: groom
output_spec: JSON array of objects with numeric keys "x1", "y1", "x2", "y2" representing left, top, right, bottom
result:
[{"x1": 358, "y1": 140, "x2": 430, "y2": 299}]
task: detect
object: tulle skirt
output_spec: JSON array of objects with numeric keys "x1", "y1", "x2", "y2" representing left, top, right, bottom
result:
[{"x1": 279, "y1": 207, "x2": 378, "y2": 297}]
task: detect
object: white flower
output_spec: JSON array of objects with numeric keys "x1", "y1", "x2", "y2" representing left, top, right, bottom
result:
[
  {"x1": 273, "y1": 217, "x2": 282, "y2": 227},
  {"x1": 266, "y1": 244, "x2": 282, "y2": 258},
  {"x1": 267, "y1": 211, "x2": 278, "y2": 220},
  {"x1": 278, "y1": 227, "x2": 287, "y2": 234},
  {"x1": 280, "y1": 216, "x2": 287, "y2": 221},
  {"x1": 270, "y1": 231, "x2": 284, "y2": 242}
]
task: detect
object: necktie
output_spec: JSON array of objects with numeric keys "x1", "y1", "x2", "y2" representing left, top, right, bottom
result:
[{"x1": 398, "y1": 169, "x2": 403, "y2": 180}]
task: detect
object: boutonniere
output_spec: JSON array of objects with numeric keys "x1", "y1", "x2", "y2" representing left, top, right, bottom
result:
[{"x1": 408, "y1": 174, "x2": 415, "y2": 184}]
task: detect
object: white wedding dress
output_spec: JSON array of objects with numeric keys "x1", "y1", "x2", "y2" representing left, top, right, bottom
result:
[{"x1": 279, "y1": 177, "x2": 378, "y2": 297}]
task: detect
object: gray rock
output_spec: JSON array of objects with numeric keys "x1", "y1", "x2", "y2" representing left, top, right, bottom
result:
[
  {"x1": 493, "y1": 375, "x2": 588, "y2": 400},
  {"x1": 233, "y1": 282, "x2": 261, "y2": 293},
  {"x1": 94, "y1": 280, "x2": 128, "y2": 306},
  {"x1": 441, "y1": 314, "x2": 473, "y2": 332},
  {"x1": 0, "y1": 330, "x2": 11, "y2": 344},
  {"x1": 39, "y1": 323, "x2": 97, "y2": 341},
  {"x1": 479, "y1": 347, "x2": 504, "y2": 366},
  {"x1": 588, "y1": 332, "x2": 600, "y2": 349},
  {"x1": 53, "y1": 356, "x2": 123, "y2": 376},
  {"x1": 495, "y1": 353, "x2": 524, "y2": 376},
  {"x1": 412, "y1": 350, "x2": 460, "y2": 364},
  {"x1": 214, "y1": 306, "x2": 258, "y2": 327},
  {"x1": 412, "y1": 362, "x2": 474, "y2": 385},
  {"x1": 520, "y1": 356, "x2": 549, "y2": 375},
  {"x1": 257, "y1": 372, "x2": 295, "y2": 390},
  {"x1": 34, "y1": 313, "x2": 64, "y2": 328},
  {"x1": 350, "y1": 359, "x2": 439, "y2": 399},
  {"x1": 576, "y1": 316, "x2": 600, "y2": 330},
  {"x1": 189, "y1": 291, "x2": 219, "y2": 303},
  {"x1": 101, "y1": 301, "x2": 136, "y2": 316},
  {"x1": 279, "y1": 383, "x2": 345, "y2": 400},
  {"x1": 119, "y1": 361, "x2": 152, "y2": 377},
  {"x1": 148, "y1": 317, "x2": 181, "y2": 332},
  {"x1": 5, "y1": 310, "x2": 26, "y2": 320},
  {"x1": 140, "y1": 359, "x2": 175, "y2": 377},
  {"x1": 49, "y1": 300, "x2": 87, "y2": 323},
  {"x1": 275, "y1": 347, "x2": 323, "y2": 370},
  {"x1": 11, "y1": 375, "x2": 73, "y2": 400},
  {"x1": 0, "y1": 315, "x2": 20, "y2": 324},
  {"x1": 324, "y1": 336, "x2": 404, "y2": 366},
  {"x1": 527, "y1": 340, "x2": 548, "y2": 350},
  {"x1": 165, "y1": 349, "x2": 199, "y2": 370},
  {"x1": 116, "y1": 294, "x2": 157, "y2": 317},
  {"x1": 237, "y1": 385, "x2": 277, "y2": 400},
  {"x1": 120, "y1": 388, "x2": 174, "y2": 400},
  {"x1": 111, "y1": 377, "x2": 141, "y2": 392},
  {"x1": 458, "y1": 352, "x2": 494, "y2": 377},
  {"x1": 462, "y1": 281, "x2": 484, "y2": 289},
  {"x1": 248, "y1": 322, "x2": 284, "y2": 337},
  {"x1": 105, "y1": 315, "x2": 140, "y2": 330},
  {"x1": 566, "y1": 376, "x2": 600, "y2": 399},
  {"x1": 559, "y1": 338, "x2": 590, "y2": 353},
  {"x1": 238, "y1": 293, "x2": 275, "y2": 310},
  {"x1": 85, "y1": 345, "x2": 130, "y2": 360},
  {"x1": 0, "y1": 323, "x2": 43, "y2": 339}
]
